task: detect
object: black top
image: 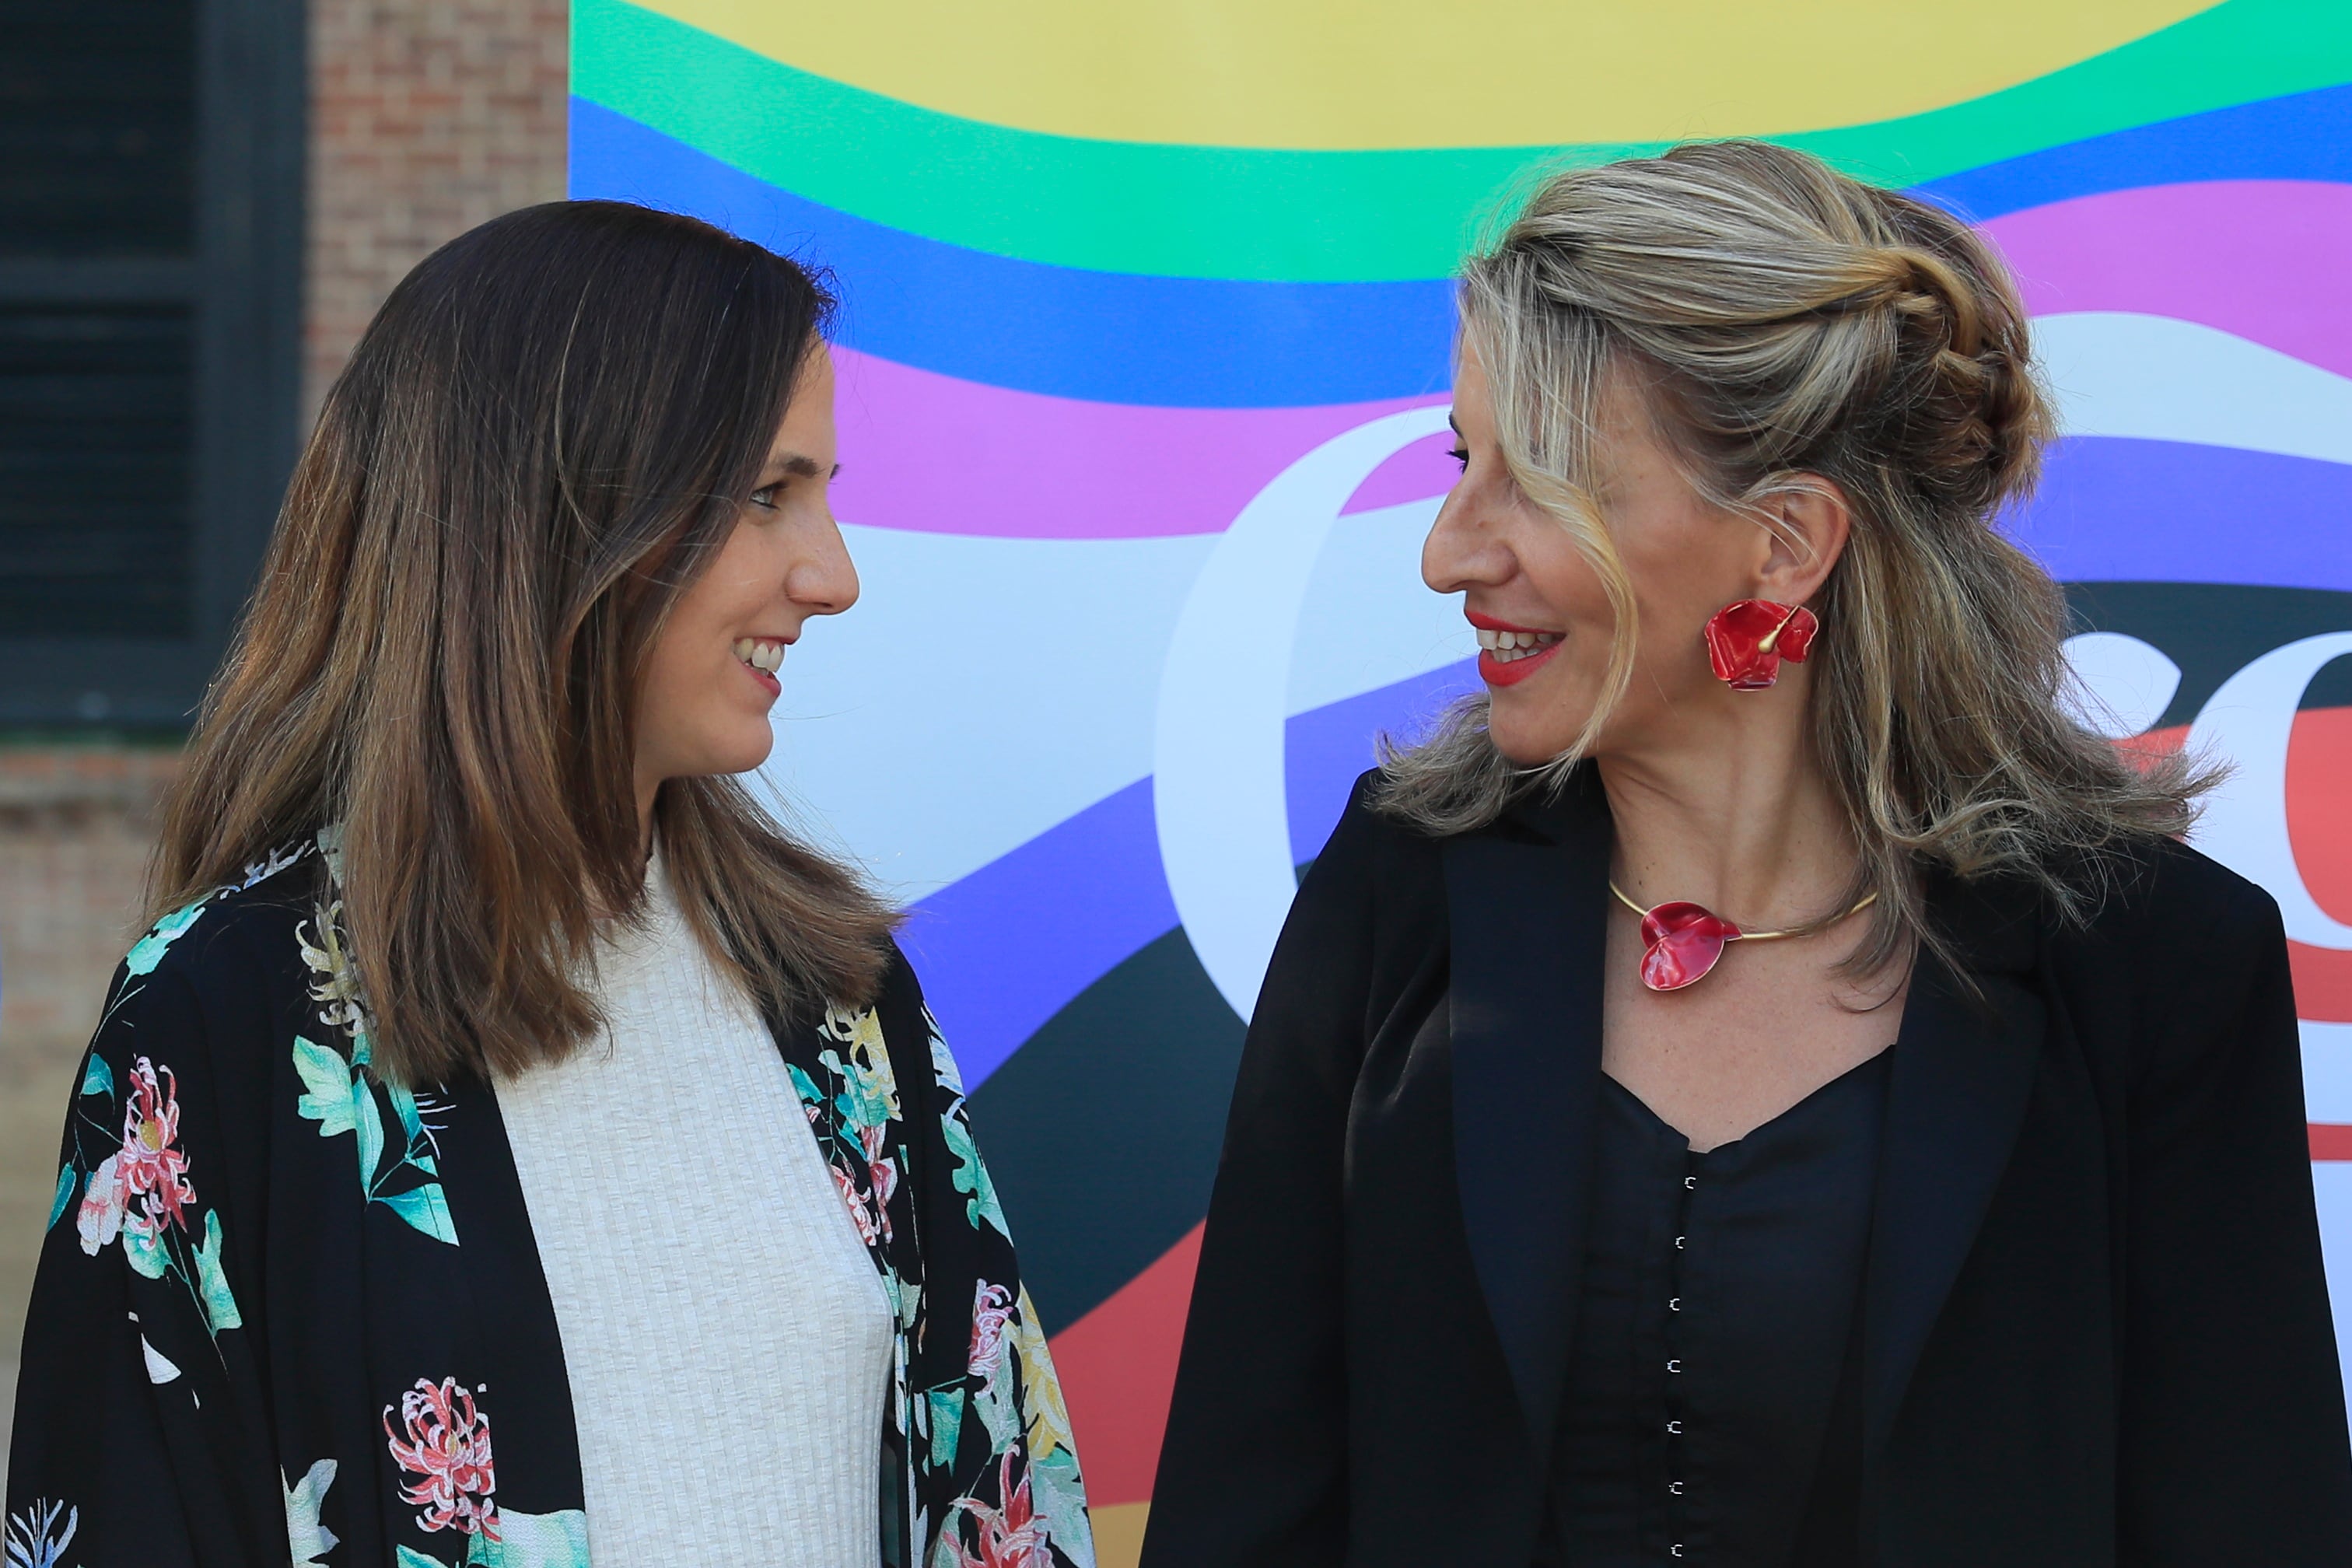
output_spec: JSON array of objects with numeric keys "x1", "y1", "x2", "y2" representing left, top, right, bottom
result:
[
  {"x1": 1139, "y1": 767, "x2": 2352, "y2": 1568},
  {"x1": 1552, "y1": 1055, "x2": 1889, "y2": 1566}
]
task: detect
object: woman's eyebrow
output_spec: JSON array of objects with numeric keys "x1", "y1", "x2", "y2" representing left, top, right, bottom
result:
[{"x1": 764, "y1": 453, "x2": 841, "y2": 481}]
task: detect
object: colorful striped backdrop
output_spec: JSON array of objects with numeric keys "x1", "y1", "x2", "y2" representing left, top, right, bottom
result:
[{"x1": 571, "y1": 2, "x2": 2352, "y2": 1556}]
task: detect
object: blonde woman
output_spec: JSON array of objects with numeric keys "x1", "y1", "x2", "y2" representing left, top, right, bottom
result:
[
  {"x1": 1144, "y1": 142, "x2": 2350, "y2": 1566},
  {"x1": 7, "y1": 202, "x2": 1090, "y2": 1568}
]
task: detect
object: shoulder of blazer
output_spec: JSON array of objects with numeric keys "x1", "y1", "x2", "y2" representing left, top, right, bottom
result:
[
  {"x1": 2017, "y1": 834, "x2": 2291, "y2": 1101},
  {"x1": 2041, "y1": 834, "x2": 2285, "y2": 987}
]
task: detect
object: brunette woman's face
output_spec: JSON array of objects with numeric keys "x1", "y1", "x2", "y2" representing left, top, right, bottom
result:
[
  {"x1": 635, "y1": 345, "x2": 856, "y2": 796},
  {"x1": 1422, "y1": 343, "x2": 1838, "y2": 765}
]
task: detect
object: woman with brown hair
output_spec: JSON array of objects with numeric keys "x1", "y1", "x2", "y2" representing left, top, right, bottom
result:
[
  {"x1": 1143, "y1": 142, "x2": 2352, "y2": 1565},
  {"x1": 5, "y1": 201, "x2": 1091, "y2": 1568}
]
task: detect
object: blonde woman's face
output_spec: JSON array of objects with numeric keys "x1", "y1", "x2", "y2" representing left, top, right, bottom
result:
[
  {"x1": 634, "y1": 345, "x2": 858, "y2": 797},
  {"x1": 1422, "y1": 345, "x2": 1794, "y2": 766}
]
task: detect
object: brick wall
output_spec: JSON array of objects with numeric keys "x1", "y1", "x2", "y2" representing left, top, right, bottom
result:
[
  {"x1": 306, "y1": 0, "x2": 570, "y2": 425},
  {"x1": 1, "y1": 0, "x2": 567, "y2": 1469}
]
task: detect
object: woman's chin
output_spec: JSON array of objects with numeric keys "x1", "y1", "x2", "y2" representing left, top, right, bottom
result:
[{"x1": 1488, "y1": 713, "x2": 1587, "y2": 769}]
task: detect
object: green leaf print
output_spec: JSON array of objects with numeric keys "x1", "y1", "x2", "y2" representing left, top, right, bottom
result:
[
  {"x1": 396, "y1": 1548, "x2": 451, "y2": 1568},
  {"x1": 380, "y1": 1185, "x2": 459, "y2": 1245},
  {"x1": 47, "y1": 1165, "x2": 75, "y2": 1231},
  {"x1": 926, "y1": 1387, "x2": 966, "y2": 1469},
  {"x1": 80, "y1": 1053, "x2": 113, "y2": 1098},
  {"x1": 942, "y1": 1112, "x2": 1009, "y2": 1238},
  {"x1": 1029, "y1": 1449, "x2": 1097, "y2": 1568},
  {"x1": 465, "y1": 1508, "x2": 591, "y2": 1568},
  {"x1": 122, "y1": 1213, "x2": 168, "y2": 1279},
  {"x1": 785, "y1": 1060, "x2": 829, "y2": 1121},
  {"x1": 284, "y1": 1458, "x2": 339, "y2": 1566},
  {"x1": 124, "y1": 899, "x2": 210, "y2": 976},
  {"x1": 390, "y1": 1080, "x2": 426, "y2": 1143},
  {"x1": 292, "y1": 1036, "x2": 359, "y2": 1138},
  {"x1": 970, "y1": 1359, "x2": 1019, "y2": 1456},
  {"x1": 356, "y1": 1088, "x2": 386, "y2": 1189},
  {"x1": 290, "y1": 1035, "x2": 457, "y2": 1244},
  {"x1": 194, "y1": 1209, "x2": 242, "y2": 1332}
]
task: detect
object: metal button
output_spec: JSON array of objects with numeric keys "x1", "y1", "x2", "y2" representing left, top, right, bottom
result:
[
  {"x1": 1684, "y1": 1174, "x2": 1697, "y2": 1189},
  {"x1": 1671, "y1": 1546, "x2": 1685, "y2": 1559},
  {"x1": 1667, "y1": 1419, "x2": 1683, "y2": 1435},
  {"x1": 1668, "y1": 1481, "x2": 1685, "y2": 1496},
  {"x1": 1675, "y1": 1235, "x2": 1686, "y2": 1249},
  {"x1": 1669, "y1": 1297, "x2": 1682, "y2": 1311},
  {"x1": 1667, "y1": 1359, "x2": 1682, "y2": 1374}
]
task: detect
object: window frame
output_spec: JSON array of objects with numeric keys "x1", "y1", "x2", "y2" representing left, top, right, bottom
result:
[{"x1": 0, "y1": 0, "x2": 305, "y2": 726}]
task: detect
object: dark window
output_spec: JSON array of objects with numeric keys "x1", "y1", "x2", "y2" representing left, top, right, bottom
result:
[{"x1": 0, "y1": 0, "x2": 303, "y2": 725}]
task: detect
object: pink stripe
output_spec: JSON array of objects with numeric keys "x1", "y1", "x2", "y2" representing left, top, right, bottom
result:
[
  {"x1": 1983, "y1": 180, "x2": 2352, "y2": 379},
  {"x1": 831, "y1": 347, "x2": 1447, "y2": 540}
]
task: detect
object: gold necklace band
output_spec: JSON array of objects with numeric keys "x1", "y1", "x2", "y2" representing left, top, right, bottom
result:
[{"x1": 1607, "y1": 879, "x2": 1878, "y2": 942}]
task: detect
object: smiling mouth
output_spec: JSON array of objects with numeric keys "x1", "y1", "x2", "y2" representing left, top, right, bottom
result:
[
  {"x1": 1475, "y1": 625, "x2": 1563, "y2": 665},
  {"x1": 732, "y1": 637, "x2": 786, "y2": 674}
]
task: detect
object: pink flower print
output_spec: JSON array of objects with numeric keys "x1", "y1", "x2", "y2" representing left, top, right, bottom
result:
[
  {"x1": 383, "y1": 1378, "x2": 499, "y2": 1538},
  {"x1": 943, "y1": 1451, "x2": 1053, "y2": 1568},
  {"x1": 834, "y1": 1164, "x2": 884, "y2": 1247},
  {"x1": 859, "y1": 1122, "x2": 901, "y2": 1220},
  {"x1": 969, "y1": 1282, "x2": 1016, "y2": 1379},
  {"x1": 117, "y1": 1058, "x2": 196, "y2": 1232},
  {"x1": 76, "y1": 1153, "x2": 125, "y2": 1255}
]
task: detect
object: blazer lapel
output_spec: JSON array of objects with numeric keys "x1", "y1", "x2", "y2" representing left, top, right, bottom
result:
[
  {"x1": 1863, "y1": 875, "x2": 2045, "y2": 1461},
  {"x1": 1443, "y1": 770, "x2": 1612, "y2": 1468}
]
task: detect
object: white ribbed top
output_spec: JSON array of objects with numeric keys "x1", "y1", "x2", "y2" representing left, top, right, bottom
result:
[{"x1": 497, "y1": 859, "x2": 892, "y2": 1566}]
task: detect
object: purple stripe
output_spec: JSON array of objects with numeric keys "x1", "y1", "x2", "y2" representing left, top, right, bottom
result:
[
  {"x1": 896, "y1": 778, "x2": 1174, "y2": 1090},
  {"x1": 1285, "y1": 661, "x2": 1482, "y2": 866},
  {"x1": 1984, "y1": 180, "x2": 2352, "y2": 377},
  {"x1": 834, "y1": 345, "x2": 1446, "y2": 541},
  {"x1": 2011, "y1": 437, "x2": 2352, "y2": 593}
]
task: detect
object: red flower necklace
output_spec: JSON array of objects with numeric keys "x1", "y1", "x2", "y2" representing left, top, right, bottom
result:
[{"x1": 1609, "y1": 880, "x2": 1878, "y2": 992}]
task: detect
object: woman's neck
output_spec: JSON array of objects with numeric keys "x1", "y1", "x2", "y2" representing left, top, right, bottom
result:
[{"x1": 1594, "y1": 694, "x2": 1859, "y2": 926}]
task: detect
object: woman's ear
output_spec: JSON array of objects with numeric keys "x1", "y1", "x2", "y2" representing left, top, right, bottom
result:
[{"x1": 1753, "y1": 474, "x2": 1853, "y2": 603}]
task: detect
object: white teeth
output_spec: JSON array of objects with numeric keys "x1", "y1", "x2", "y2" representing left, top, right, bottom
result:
[
  {"x1": 1476, "y1": 626, "x2": 1563, "y2": 660},
  {"x1": 734, "y1": 639, "x2": 786, "y2": 673}
]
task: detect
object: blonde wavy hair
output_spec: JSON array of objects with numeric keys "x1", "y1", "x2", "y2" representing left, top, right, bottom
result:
[{"x1": 1377, "y1": 140, "x2": 2212, "y2": 978}]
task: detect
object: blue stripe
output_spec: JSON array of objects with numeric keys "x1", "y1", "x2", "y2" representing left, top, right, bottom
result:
[
  {"x1": 1920, "y1": 83, "x2": 2352, "y2": 220},
  {"x1": 570, "y1": 99, "x2": 1457, "y2": 410},
  {"x1": 575, "y1": 90, "x2": 2352, "y2": 408}
]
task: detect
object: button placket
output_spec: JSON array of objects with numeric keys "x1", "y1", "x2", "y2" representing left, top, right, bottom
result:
[{"x1": 1663, "y1": 1157, "x2": 1699, "y2": 1562}]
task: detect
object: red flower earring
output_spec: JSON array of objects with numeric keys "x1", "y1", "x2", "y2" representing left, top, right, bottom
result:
[{"x1": 1703, "y1": 599, "x2": 1818, "y2": 690}]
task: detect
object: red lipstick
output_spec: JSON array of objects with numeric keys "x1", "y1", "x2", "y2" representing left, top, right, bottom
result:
[{"x1": 1467, "y1": 611, "x2": 1563, "y2": 688}]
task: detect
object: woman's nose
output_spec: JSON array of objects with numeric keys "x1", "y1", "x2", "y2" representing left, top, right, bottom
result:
[
  {"x1": 791, "y1": 519, "x2": 860, "y2": 615},
  {"x1": 1423, "y1": 495, "x2": 1512, "y2": 596}
]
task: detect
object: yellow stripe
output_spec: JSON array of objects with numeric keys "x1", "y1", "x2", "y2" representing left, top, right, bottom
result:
[
  {"x1": 1091, "y1": 1500, "x2": 1150, "y2": 1568},
  {"x1": 631, "y1": 0, "x2": 2217, "y2": 149}
]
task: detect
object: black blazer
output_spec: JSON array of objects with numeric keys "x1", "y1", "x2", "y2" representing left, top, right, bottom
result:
[{"x1": 1142, "y1": 768, "x2": 2352, "y2": 1566}]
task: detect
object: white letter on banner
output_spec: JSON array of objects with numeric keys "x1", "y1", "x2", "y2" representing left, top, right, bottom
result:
[
  {"x1": 1154, "y1": 406, "x2": 1454, "y2": 1023},
  {"x1": 2186, "y1": 632, "x2": 2352, "y2": 952}
]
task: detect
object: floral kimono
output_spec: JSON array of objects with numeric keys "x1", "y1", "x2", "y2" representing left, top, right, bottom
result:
[{"x1": 5, "y1": 835, "x2": 1093, "y2": 1568}]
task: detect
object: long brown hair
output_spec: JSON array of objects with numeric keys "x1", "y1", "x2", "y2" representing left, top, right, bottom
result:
[
  {"x1": 150, "y1": 200, "x2": 896, "y2": 1083},
  {"x1": 1378, "y1": 142, "x2": 2213, "y2": 978}
]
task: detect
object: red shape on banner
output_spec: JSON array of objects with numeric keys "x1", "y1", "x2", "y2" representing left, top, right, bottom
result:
[
  {"x1": 2118, "y1": 710, "x2": 2352, "y2": 1020},
  {"x1": 1048, "y1": 1223, "x2": 1203, "y2": 1506},
  {"x1": 2310, "y1": 1125, "x2": 2352, "y2": 1161}
]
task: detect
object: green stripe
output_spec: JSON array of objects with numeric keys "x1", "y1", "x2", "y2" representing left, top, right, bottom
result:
[{"x1": 575, "y1": 0, "x2": 2352, "y2": 282}]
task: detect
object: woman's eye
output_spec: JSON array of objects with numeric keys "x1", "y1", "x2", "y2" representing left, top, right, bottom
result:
[
  {"x1": 1448, "y1": 447, "x2": 1471, "y2": 473},
  {"x1": 749, "y1": 483, "x2": 781, "y2": 509}
]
